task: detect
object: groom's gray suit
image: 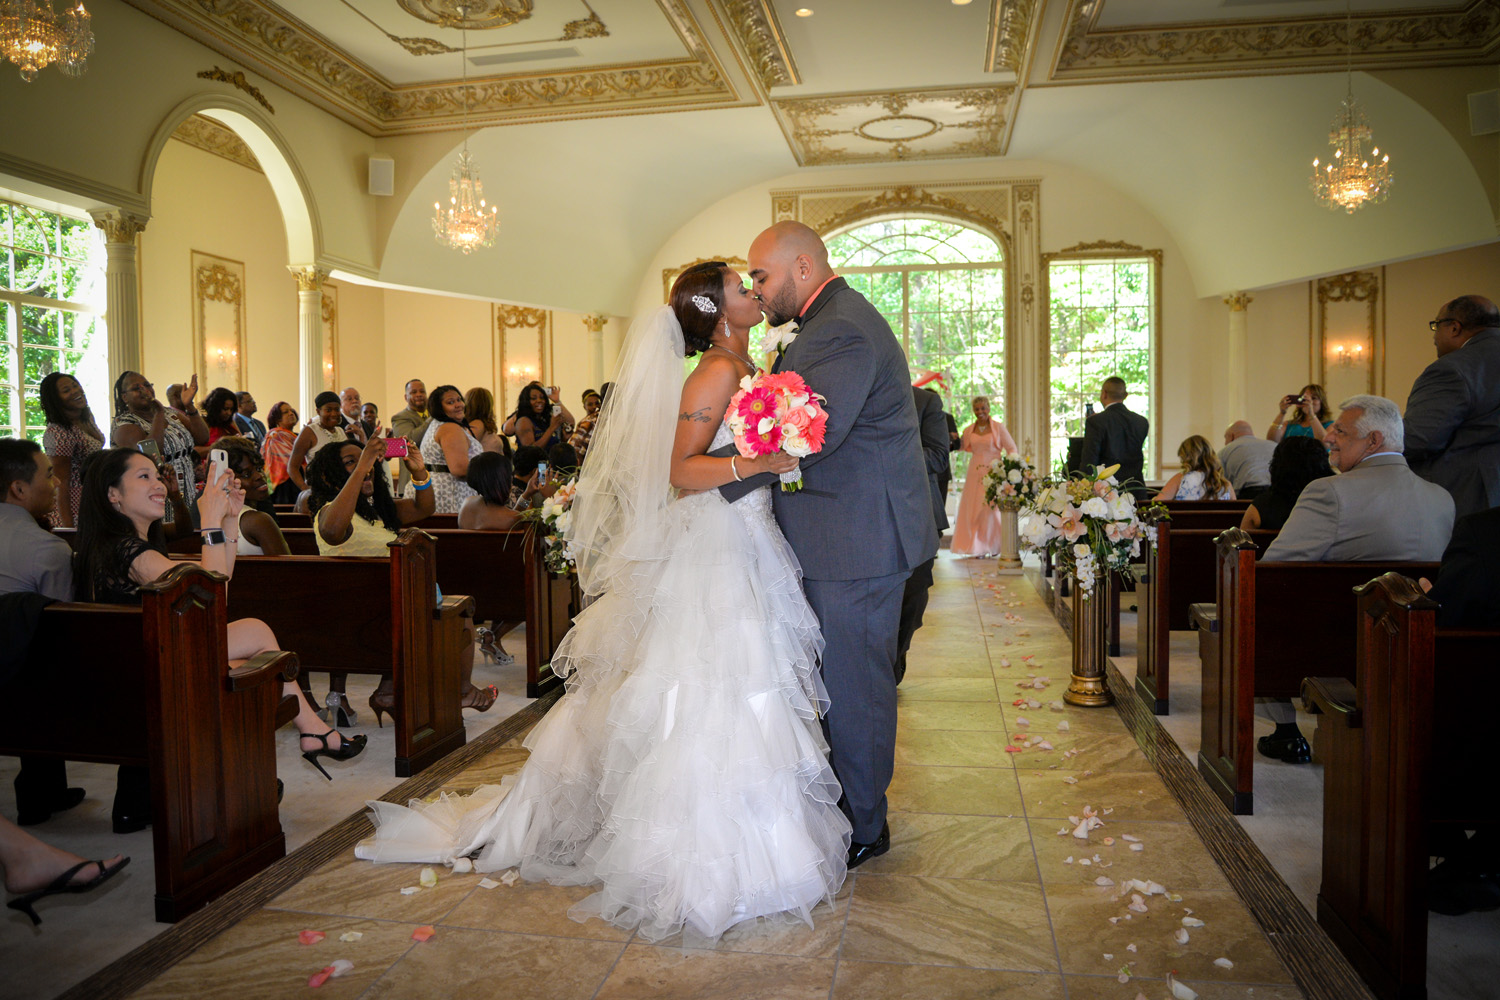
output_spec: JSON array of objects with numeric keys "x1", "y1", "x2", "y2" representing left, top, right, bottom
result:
[{"x1": 719, "y1": 278, "x2": 938, "y2": 842}]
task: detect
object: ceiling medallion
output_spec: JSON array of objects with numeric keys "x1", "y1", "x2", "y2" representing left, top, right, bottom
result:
[
  {"x1": 398, "y1": 0, "x2": 532, "y2": 30},
  {"x1": 856, "y1": 115, "x2": 940, "y2": 142}
]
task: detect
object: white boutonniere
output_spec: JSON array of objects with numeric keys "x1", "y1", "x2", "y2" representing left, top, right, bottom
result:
[{"x1": 768, "y1": 320, "x2": 800, "y2": 356}]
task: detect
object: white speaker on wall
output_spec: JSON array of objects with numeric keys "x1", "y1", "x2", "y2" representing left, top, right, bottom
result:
[
  {"x1": 1470, "y1": 90, "x2": 1500, "y2": 136},
  {"x1": 368, "y1": 155, "x2": 395, "y2": 196}
]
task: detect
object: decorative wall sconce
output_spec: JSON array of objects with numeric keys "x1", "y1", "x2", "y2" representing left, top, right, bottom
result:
[
  {"x1": 1329, "y1": 342, "x2": 1364, "y2": 368},
  {"x1": 507, "y1": 364, "x2": 537, "y2": 380},
  {"x1": 214, "y1": 347, "x2": 239, "y2": 373}
]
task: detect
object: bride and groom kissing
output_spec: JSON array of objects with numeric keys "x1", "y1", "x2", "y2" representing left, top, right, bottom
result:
[{"x1": 357, "y1": 221, "x2": 939, "y2": 944}]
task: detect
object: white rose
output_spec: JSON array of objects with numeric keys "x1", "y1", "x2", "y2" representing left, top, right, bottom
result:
[
  {"x1": 1080, "y1": 497, "x2": 1110, "y2": 518},
  {"x1": 1008, "y1": 469, "x2": 1022, "y2": 484}
]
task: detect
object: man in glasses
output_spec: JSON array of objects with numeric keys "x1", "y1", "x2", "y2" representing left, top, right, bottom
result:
[{"x1": 1405, "y1": 295, "x2": 1500, "y2": 518}]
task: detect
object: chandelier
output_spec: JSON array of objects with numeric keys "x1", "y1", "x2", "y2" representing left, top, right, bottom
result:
[
  {"x1": 0, "y1": 1, "x2": 92, "y2": 82},
  {"x1": 1309, "y1": 2, "x2": 1392, "y2": 213},
  {"x1": 432, "y1": 5, "x2": 498, "y2": 254}
]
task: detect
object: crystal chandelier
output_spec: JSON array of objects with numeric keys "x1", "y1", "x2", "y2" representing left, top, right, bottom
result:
[
  {"x1": 1309, "y1": 2, "x2": 1392, "y2": 214},
  {"x1": 432, "y1": 6, "x2": 498, "y2": 254},
  {"x1": 0, "y1": 1, "x2": 92, "y2": 82}
]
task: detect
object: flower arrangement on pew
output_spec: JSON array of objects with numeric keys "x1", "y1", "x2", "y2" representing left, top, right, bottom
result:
[
  {"x1": 1018, "y1": 464, "x2": 1166, "y2": 599},
  {"x1": 983, "y1": 450, "x2": 1040, "y2": 511},
  {"x1": 520, "y1": 478, "x2": 578, "y2": 575}
]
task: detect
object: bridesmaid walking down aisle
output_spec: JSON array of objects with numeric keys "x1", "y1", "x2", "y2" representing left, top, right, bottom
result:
[{"x1": 951, "y1": 395, "x2": 1017, "y2": 557}]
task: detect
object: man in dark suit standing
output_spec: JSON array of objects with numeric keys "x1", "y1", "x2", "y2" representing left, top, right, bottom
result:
[
  {"x1": 1080, "y1": 376, "x2": 1149, "y2": 493},
  {"x1": 725, "y1": 222, "x2": 938, "y2": 869},
  {"x1": 1404, "y1": 295, "x2": 1500, "y2": 518},
  {"x1": 895, "y1": 386, "x2": 951, "y2": 685}
]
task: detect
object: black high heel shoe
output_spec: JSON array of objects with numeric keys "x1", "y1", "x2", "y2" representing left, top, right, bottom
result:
[
  {"x1": 368, "y1": 690, "x2": 396, "y2": 729},
  {"x1": 7, "y1": 857, "x2": 130, "y2": 926},
  {"x1": 299, "y1": 730, "x2": 368, "y2": 780}
]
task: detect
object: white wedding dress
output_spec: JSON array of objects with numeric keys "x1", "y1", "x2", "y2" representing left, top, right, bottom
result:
[{"x1": 355, "y1": 396, "x2": 851, "y2": 942}]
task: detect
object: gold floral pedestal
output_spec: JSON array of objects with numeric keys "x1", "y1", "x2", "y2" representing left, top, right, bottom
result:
[
  {"x1": 1065, "y1": 575, "x2": 1113, "y2": 707},
  {"x1": 997, "y1": 500, "x2": 1023, "y2": 573}
]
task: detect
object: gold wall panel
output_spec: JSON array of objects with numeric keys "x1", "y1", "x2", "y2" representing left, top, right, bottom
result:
[{"x1": 191, "y1": 250, "x2": 246, "y2": 391}]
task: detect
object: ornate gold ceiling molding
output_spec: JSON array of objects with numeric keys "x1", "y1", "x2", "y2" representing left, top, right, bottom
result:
[
  {"x1": 123, "y1": 0, "x2": 742, "y2": 136},
  {"x1": 771, "y1": 87, "x2": 1012, "y2": 167},
  {"x1": 986, "y1": 0, "x2": 1039, "y2": 74},
  {"x1": 1050, "y1": 0, "x2": 1500, "y2": 82},
  {"x1": 769, "y1": 179, "x2": 1034, "y2": 248},
  {"x1": 170, "y1": 114, "x2": 263, "y2": 173},
  {"x1": 720, "y1": 0, "x2": 799, "y2": 92},
  {"x1": 197, "y1": 66, "x2": 275, "y2": 113},
  {"x1": 397, "y1": 0, "x2": 533, "y2": 30}
]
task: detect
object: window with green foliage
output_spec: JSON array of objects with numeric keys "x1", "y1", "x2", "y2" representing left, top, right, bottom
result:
[
  {"x1": 0, "y1": 201, "x2": 107, "y2": 443},
  {"x1": 822, "y1": 218, "x2": 1006, "y2": 479},
  {"x1": 1046, "y1": 256, "x2": 1156, "y2": 479}
]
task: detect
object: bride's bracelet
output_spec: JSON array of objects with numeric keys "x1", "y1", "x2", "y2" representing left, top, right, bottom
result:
[{"x1": 730, "y1": 457, "x2": 742, "y2": 482}]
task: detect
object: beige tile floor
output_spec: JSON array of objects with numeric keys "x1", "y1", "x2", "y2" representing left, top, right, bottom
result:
[{"x1": 112, "y1": 554, "x2": 1304, "y2": 1000}]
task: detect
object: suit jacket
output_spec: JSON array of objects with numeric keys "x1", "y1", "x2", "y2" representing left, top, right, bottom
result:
[
  {"x1": 1262, "y1": 454, "x2": 1454, "y2": 562},
  {"x1": 718, "y1": 278, "x2": 938, "y2": 580},
  {"x1": 1080, "y1": 401, "x2": 1149, "y2": 492},
  {"x1": 914, "y1": 387, "x2": 950, "y2": 533},
  {"x1": 390, "y1": 407, "x2": 430, "y2": 492},
  {"x1": 1427, "y1": 506, "x2": 1500, "y2": 628},
  {"x1": 233, "y1": 413, "x2": 267, "y2": 448},
  {"x1": 1403, "y1": 327, "x2": 1500, "y2": 518}
]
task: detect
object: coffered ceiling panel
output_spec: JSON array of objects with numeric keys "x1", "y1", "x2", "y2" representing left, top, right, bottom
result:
[{"x1": 770, "y1": 86, "x2": 1013, "y2": 166}]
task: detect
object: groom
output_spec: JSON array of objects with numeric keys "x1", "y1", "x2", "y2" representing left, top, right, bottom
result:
[{"x1": 717, "y1": 221, "x2": 938, "y2": 866}]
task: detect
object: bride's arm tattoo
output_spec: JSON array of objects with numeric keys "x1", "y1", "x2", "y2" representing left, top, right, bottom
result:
[{"x1": 678, "y1": 407, "x2": 712, "y2": 423}]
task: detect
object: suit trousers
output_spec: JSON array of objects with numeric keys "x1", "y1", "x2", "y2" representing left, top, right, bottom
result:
[{"x1": 805, "y1": 570, "x2": 908, "y2": 844}]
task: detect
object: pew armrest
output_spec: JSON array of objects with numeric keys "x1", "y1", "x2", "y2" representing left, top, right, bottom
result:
[
  {"x1": 1302, "y1": 675, "x2": 1360, "y2": 728},
  {"x1": 228, "y1": 650, "x2": 300, "y2": 692},
  {"x1": 1188, "y1": 602, "x2": 1218, "y2": 633},
  {"x1": 436, "y1": 594, "x2": 476, "y2": 620}
]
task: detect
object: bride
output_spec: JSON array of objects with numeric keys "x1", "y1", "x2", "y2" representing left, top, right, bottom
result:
[{"x1": 356, "y1": 260, "x2": 851, "y2": 943}]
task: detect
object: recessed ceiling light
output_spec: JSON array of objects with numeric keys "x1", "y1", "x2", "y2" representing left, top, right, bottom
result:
[{"x1": 795, "y1": 8, "x2": 813, "y2": 16}]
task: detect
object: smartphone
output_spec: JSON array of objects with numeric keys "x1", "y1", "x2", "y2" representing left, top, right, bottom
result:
[
  {"x1": 384, "y1": 437, "x2": 409, "y2": 459},
  {"x1": 536, "y1": 460, "x2": 548, "y2": 479},
  {"x1": 209, "y1": 448, "x2": 229, "y2": 487},
  {"x1": 137, "y1": 439, "x2": 160, "y2": 459}
]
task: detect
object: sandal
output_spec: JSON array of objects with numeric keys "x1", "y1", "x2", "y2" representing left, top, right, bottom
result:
[
  {"x1": 476, "y1": 627, "x2": 514, "y2": 666},
  {"x1": 7, "y1": 856, "x2": 130, "y2": 926},
  {"x1": 460, "y1": 684, "x2": 499, "y2": 713}
]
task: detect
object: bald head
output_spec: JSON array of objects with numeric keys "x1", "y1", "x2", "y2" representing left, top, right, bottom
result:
[
  {"x1": 1224, "y1": 421, "x2": 1254, "y2": 444},
  {"x1": 748, "y1": 221, "x2": 834, "y2": 326}
]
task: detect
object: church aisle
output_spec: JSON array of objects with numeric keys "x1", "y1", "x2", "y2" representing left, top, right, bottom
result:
[{"x1": 114, "y1": 555, "x2": 1305, "y2": 1000}]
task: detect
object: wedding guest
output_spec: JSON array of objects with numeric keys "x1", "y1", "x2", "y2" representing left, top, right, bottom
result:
[
  {"x1": 458, "y1": 451, "x2": 524, "y2": 531},
  {"x1": 390, "y1": 379, "x2": 429, "y2": 494},
  {"x1": 1267, "y1": 383, "x2": 1332, "y2": 444},
  {"x1": 1218, "y1": 421, "x2": 1275, "y2": 497},
  {"x1": 339, "y1": 387, "x2": 367, "y2": 444},
  {"x1": 200, "y1": 386, "x2": 242, "y2": 451},
  {"x1": 110, "y1": 371, "x2": 208, "y2": 529},
  {"x1": 359, "y1": 402, "x2": 382, "y2": 443},
  {"x1": 286, "y1": 391, "x2": 347, "y2": 494},
  {"x1": 465, "y1": 387, "x2": 508, "y2": 454},
  {"x1": 1154, "y1": 435, "x2": 1235, "y2": 500},
  {"x1": 414, "y1": 384, "x2": 483, "y2": 514},
  {"x1": 261, "y1": 402, "x2": 300, "y2": 505},
  {"x1": 896, "y1": 386, "x2": 951, "y2": 683},
  {"x1": 76, "y1": 448, "x2": 365, "y2": 825},
  {"x1": 951, "y1": 395, "x2": 1017, "y2": 557},
  {"x1": 0, "y1": 814, "x2": 129, "y2": 925},
  {"x1": 1080, "y1": 376, "x2": 1149, "y2": 495},
  {"x1": 1404, "y1": 294, "x2": 1500, "y2": 518},
  {"x1": 513, "y1": 383, "x2": 572, "y2": 451},
  {"x1": 1240, "y1": 437, "x2": 1333, "y2": 531},
  {"x1": 306, "y1": 437, "x2": 495, "y2": 718},
  {"x1": 547, "y1": 442, "x2": 579, "y2": 477},
  {"x1": 39, "y1": 371, "x2": 104, "y2": 527},
  {"x1": 218, "y1": 436, "x2": 289, "y2": 555},
  {"x1": 568, "y1": 388, "x2": 603, "y2": 463},
  {"x1": 233, "y1": 392, "x2": 266, "y2": 448},
  {"x1": 510, "y1": 445, "x2": 548, "y2": 509},
  {"x1": 1425, "y1": 506, "x2": 1500, "y2": 629}
]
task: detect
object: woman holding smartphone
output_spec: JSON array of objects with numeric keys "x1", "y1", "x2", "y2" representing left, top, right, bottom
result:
[{"x1": 411, "y1": 385, "x2": 484, "y2": 513}]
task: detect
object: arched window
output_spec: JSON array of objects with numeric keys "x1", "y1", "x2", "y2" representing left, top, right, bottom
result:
[{"x1": 825, "y1": 218, "x2": 1007, "y2": 475}]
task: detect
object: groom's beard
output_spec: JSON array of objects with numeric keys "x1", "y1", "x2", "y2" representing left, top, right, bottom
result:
[{"x1": 763, "y1": 282, "x2": 801, "y2": 328}]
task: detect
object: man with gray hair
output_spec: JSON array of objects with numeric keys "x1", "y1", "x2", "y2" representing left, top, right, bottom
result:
[
  {"x1": 1403, "y1": 294, "x2": 1500, "y2": 518},
  {"x1": 1265, "y1": 394, "x2": 1454, "y2": 562}
]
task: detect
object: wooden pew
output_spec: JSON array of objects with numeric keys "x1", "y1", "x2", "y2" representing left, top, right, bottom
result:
[
  {"x1": 1135, "y1": 513, "x2": 1276, "y2": 714},
  {"x1": 0, "y1": 565, "x2": 297, "y2": 923},
  {"x1": 1198, "y1": 528, "x2": 1437, "y2": 814},
  {"x1": 1303, "y1": 574, "x2": 1500, "y2": 1000},
  {"x1": 273, "y1": 511, "x2": 459, "y2": 532},
  {"x1": 229, "y1": 530, "x2": 469, "y2": 777},
  {"x1": 275, "y1": 527, "x2": 575, "y2": 697}
]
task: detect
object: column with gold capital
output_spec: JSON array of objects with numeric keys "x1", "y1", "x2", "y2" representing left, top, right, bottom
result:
[
  {"x1": 289, "y1": 266, "x2": 330, "y2": 421},
  {"x1": 89, "y1": 211, "x2": 149, "y2": 380},
  {"x1": 1221, "y1": 292, "x2": 1253, "y2": 433},
  {"x1": 582, "y1": 313, "x2": 607, "y2": 389}
]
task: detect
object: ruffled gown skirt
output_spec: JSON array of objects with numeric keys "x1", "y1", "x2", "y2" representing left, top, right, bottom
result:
[{"x1": 355, "y1": 487, "x2": 851, "y2": 943}]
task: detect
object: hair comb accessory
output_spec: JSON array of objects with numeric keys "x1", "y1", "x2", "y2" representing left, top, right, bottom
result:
[{"x1": 691, "y1": 294, "x2": 717, "y2": 315}]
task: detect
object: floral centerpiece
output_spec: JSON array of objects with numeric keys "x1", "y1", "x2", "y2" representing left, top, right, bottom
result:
[
  {"x1": 1018, "y1": 465, "x2": 1165, "y2": 599},
  {"x1": 525, "y1": 477, "x2": 578, "y2": 575},
  {"x1": 983, "y1": 451, "x2": 1040, "y2": 511},
  {"x1": 724, "y1": 370, "x2": 828, "y2": 492}
]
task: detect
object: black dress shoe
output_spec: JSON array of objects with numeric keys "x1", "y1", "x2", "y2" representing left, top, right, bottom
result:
[
  {"x1": 1257, "y1": 734, "x2": 1311, "y2": 763},
  {"x1": 847, "y1": 822, "x2": 890, "y2": 869},
  {"x1": 15, "y1": 787, "x2": 86, "y2": 827}
]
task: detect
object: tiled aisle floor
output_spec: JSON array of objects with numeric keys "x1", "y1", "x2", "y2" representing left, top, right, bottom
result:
[{"x1": 123, "y1": 556, "x2": 1305, "y2": 1000}]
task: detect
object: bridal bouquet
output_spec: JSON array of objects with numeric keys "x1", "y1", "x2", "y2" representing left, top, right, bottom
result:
[
  {"x1": 984, "y1": 451, "x2": 1040, "y2": 511},
  {"x1": 1018, "y1": 465, "x2": 1163, "y2": 599},
  {"x1": 724, "y1": 370, "x2": 828, "y2": 492}
]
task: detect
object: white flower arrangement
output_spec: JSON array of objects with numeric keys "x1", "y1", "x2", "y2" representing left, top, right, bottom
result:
[
  {"x1": 766, "y1": 319, "x2": 800, "y2": 355},
  {"x1": 1017, "y1": 465, "x2": 1167, "y2": 599},
  {"x1": 984, "y1": 451, "x2": 1040, "y2": 511},
  {"x1": 532, "y1": 478, "x2": 578, "y2": 574}
]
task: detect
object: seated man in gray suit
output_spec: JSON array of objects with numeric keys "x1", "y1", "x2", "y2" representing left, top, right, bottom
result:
[
  {"x1": 1258, "y1": 394, "x2": 1455, "y2": 763},
  {"x1": 1403, "y1": 294, "x2": 1500, "y2": 518}
]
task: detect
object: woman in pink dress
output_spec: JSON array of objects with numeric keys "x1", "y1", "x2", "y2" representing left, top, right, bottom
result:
[{"x1": 951, "y1": 395, "x2": 1018, "y2": 557}]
